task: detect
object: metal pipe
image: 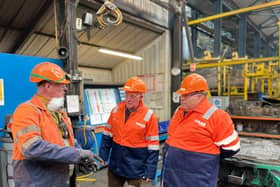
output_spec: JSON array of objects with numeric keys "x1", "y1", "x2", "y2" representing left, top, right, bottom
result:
[
  {"x1": 261, "y1": 79, "x2": 265, "y2": 93},
  {"x1": 217, "y1": 61, "x2": 221, "y2": 96},
  {"x1": 278, "y1": 21, "x2": 280, "y2": 97},
  {"x1": 188, "y1": 1, "x2": 280, "y2": 25},
  {"x1": 183, "y1": 56, "x2": 279, "y2": 69},
  {"x1": 243, "y1": 64, "x2": 248, "y2": 100}
]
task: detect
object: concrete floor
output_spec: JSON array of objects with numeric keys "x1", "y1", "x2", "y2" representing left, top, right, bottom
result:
[{"x1": 78, "y1": 167, "x2": 160, "y2": 187}]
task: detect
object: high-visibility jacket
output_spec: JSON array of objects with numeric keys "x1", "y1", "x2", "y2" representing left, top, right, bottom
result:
[
  {"x1": 10, "y1": 95, "x2": 81, "y2": 187},
  {"x1": 162, "y1": 98, "x2": 240, "y2": 187},
  {"x1": 99, "y1": 101, "x2": 159, "y2": 179}
]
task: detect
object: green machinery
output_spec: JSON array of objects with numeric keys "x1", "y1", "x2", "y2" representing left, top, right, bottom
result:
[
  {"x1": 220, "y1": 157, "x2": 280, "y2": 187},
  {"x1": 219, "y1": 135, "x2": 280, "y2": 187}
]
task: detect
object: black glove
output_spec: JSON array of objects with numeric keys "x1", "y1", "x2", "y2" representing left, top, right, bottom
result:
[
  {"x1": 78, "y1": 158, "x2": 98, "y2": 174},
  {"x1": 77, "y1": 149, "x2": 105, "y2": 174},
  {"x1": 79, "y1": 149, "x2": 104, "y2": 163}
]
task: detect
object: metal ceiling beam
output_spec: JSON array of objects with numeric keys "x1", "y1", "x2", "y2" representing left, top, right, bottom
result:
[
  {"x1": 188, "y1": 0, "x2": 274, "y2": 54},
  {"x1": 196, "y1": 0, "x2": 276, "y2": 52},
  {"x1": 9, "y1": 0, "x2": 52, "y2": 53},
  {"x1": 249, "y1": 0, "x2": 261, "y2": 7},
  {"x1": 0, "y1": 25, "x2": 23, "y2": 31},
  {"x1": 264, "y1": 0, "x2": 280, "y2": 21},
  {"x1": 260, "y1": 24, "x2": 277, "y2": 29},
  {"x1": 0, "y1": 1, "x2": 25, "y2": 43},
  {"x1": 194, "y1": 26, "x2": 233, "y2": 46},
  {"x1": 34, "y1": 31, "x2": 132, "y2": 53},
  {"x1": 222, "y1": 0, "x2": 269, "y2": 43},
  {"x1": 259, "y1": 16, "x2": 276, "y2": 27},
  {"x1": 188, "y1": 1, "x2": 280, "y2": 25}
]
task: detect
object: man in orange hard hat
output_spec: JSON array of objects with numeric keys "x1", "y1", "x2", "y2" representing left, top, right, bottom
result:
[
  {"x1": 99, "y1": 77, "x2": 160, "y2": 187},
  {"x1": 10, "y1": 62, "x2": 102, "y2": 187},
  {"x1": 161, "y1": 73, "x2": 240, "y2": 187}
]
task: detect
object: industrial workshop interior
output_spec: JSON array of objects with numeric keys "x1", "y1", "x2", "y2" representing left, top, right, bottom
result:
[{"x1": 0, "y1": 0, "x2": 280, "y2": 187}]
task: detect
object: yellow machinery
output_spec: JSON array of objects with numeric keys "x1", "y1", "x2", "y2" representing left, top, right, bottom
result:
[
  {"x1": 184, "y1": 0, "x2": 280, "y2": 101},
  {"x1": 243, "y1": 62, "x2": 279, "y2": 100},
  {"x1": 183, "y1": 52, "x2": 280, "y2": 100}
]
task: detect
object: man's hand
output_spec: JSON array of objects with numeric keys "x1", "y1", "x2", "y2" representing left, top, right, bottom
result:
[
  {"x1": 79, "y1": 149, "x2": 106, "y2": 167},
  {"x1": 78, "y1": 158, "x2": 98, "y2": 173},
  {"x1": 77, "y1": 150, "x2": 106, "y2": 174},
  {"x1": 94, "y1": 154, "x2": 106, "y2": 166},
  {"x1": 79, "y1": 149, "x2": 94, "y2": 160}
]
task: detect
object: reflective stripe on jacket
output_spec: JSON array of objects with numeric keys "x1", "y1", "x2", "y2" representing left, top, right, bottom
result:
[
  {"x1": 162, "y1": 98, "x2": 240, "y2": 187},
  {"x1": 99, "y1": 101, "x2": 159, "y2": 179},
  {"x1": 11, "y1": 95, "x2": 80, "y2": 187}
]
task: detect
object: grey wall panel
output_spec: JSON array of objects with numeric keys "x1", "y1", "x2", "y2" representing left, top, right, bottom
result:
[{"x1": 79, "y1": 67, "x2": 113, "y2": 83}]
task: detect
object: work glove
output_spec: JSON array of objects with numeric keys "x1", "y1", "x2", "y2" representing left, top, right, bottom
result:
[
  {"x1": 77, "y1": 149, "x2": 105, "y2": 174},
  {"x1": 78, "y1": 158, "x2": 98, "y2": 174}
]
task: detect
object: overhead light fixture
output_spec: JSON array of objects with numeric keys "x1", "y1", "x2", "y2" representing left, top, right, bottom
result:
[{"x1": 98, "y1": 48, "x2": 143, "y2": 61}]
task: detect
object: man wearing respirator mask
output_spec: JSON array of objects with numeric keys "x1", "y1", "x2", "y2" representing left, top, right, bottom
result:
[{"x1": 10, "y1": 62, "x2": 103, "y2": 187}]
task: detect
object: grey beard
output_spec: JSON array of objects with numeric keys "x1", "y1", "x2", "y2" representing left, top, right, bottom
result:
[{"x1": 47, "y1": 97, "x2": 64, "y2": 111}]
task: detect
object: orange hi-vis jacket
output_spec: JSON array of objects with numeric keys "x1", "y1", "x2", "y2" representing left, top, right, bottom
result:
[
  {"x1": 162, "y1": 98, "x2": 240, "y2": 187},
  {"x1": 167, "y1": 98, "x2": 240, "y2": 154},
  {"x1": 100, "y1": 101, "x2": 159, "y2": 179},
  {"x1": 10, "y1": 95, "x2": 81, "y2": 187}
]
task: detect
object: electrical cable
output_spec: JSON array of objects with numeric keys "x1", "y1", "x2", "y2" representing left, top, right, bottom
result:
[
  {"x1": 75, "y1": 115, "x2": 100, "y2": 185},
  {"x1": 76, "y1": 172, "x2": 96, "y2": 187},
  {"x1": 96, "y1": 0, "x2": 123, "y2": 28}
]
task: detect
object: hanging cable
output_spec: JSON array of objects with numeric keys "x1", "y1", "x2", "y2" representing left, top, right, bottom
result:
[
  {"x1": 96, "y1": 0, "x2": 123, "y2": 28},
  {"x1": 75, "y1": 115, "x2": 97, "y2": 150}
]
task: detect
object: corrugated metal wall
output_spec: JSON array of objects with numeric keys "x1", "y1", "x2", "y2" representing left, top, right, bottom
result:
[{"x1": 112, "y1": 31, "x2": 171, "y2": 121}]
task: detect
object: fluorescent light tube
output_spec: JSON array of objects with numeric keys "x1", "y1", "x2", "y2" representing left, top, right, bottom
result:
[{"x1": 98, "y1": 48, "x2": 143, "y2": 61}]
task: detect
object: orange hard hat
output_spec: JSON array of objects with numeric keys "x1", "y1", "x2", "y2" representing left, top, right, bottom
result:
[
  {"x1": 176, "y1": 73, "x2": 209, "y2": 95},
  {"x1": 121, "y1": 77, "x2": 146, "y2": 93},
  {"x1": 30, "y1": 62, "x2": 70, "y2": 84}
]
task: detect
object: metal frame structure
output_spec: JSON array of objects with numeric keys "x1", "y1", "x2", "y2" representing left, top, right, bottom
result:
[
  {"x1": 183, "y1": 52, "x2": 279, "y2": 100},
  {"x1": 184, "y1": 1, "x2": 280, "y2": 101},
  {"x1": 188, "y1": 1, "x2": 280, "y2": 26}
]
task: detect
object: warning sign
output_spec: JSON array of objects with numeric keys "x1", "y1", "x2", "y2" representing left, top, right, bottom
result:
[{"x1": 190, "y1": 63, "x2": 196, "y2": 72}]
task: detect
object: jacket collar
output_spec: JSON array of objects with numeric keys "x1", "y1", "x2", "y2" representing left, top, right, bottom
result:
[
  {"x1": 29, "y1": 94, "x2": 48, "y2": 111},
  {"x1": 192, "y1": 97, "x2": 212, "y2": 114}
]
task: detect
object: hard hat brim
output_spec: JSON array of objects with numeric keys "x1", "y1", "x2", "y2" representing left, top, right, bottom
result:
[{"x1": 176, "y1": 88, "x2": 192, "y2": 95}]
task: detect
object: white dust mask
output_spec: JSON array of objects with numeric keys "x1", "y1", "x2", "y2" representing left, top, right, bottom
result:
[{"x1": 47, "y1": 97, "x2": 65, "y2": 111}]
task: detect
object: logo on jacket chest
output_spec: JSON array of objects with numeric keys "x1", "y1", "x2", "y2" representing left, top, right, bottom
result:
[
  {"x1": 194, "y1": 119, "x2": 206, "y2": 127},
  {"x1": 135, "y1": 122, "x2": 145, "y2": 128}
]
